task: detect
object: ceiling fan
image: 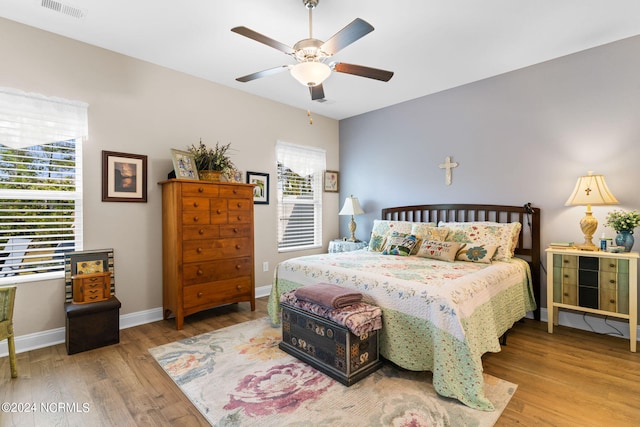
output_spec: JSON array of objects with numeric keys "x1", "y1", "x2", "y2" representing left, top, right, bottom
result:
[{"x1": 231, "y1": 0, "x2": 394, "y2": 101}]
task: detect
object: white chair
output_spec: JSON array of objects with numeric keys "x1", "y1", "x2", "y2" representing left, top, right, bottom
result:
[{"x1": 0, "y1": 238, "x2": 31, "y2": 277}]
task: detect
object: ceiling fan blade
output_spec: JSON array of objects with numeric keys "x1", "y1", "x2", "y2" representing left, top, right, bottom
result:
[
  {"x1": 320, "y1": 18, "x2": 374, "y2": 55},
  {"x1": 236, "y1": 65, "x2": 290, "y2": 82},
  {"x1": 333, "y1": 62, "x2": 394, "y2": 82},
  {"x1": 309, "y1": 84, "x2": 325, "y2": 101},
  {"x1": 231, "y1": 26, "x2": 295, "y2": 55}
]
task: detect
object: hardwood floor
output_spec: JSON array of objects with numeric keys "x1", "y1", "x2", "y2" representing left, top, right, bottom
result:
[{"x1": 1, "y1": 298, "x2": 639, "y2": 426}]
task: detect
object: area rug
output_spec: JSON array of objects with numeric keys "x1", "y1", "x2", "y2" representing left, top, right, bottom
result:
[{"x1": 149, "y1": 317, "x2": 516, "y2": 427}]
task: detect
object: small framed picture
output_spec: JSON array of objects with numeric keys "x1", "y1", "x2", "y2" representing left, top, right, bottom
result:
[
  {"x1": 247, "y1": 171, "x2": 269, "y2": 204},
  {"x1": 171, "y1": 149, "x2": 199, "y2": 180},
  {"x1": 324, "y1": 170, "x2": 339, "y2": 192},
  {"x1": 102, "y1": 151, "x2": 148, "y2": 202}
]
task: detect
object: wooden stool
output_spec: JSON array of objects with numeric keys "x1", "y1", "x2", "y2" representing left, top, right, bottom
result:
[{"x1": 65, "y1": 296, "x2": 121, "y2": 355}]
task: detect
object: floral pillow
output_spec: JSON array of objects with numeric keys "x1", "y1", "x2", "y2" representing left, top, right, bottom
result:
[
  {"x1": 416, "y1": 240, "x2": 464, "y2": 262},
  {"x1": 368, "y1": 220, "x2": 415, "y2": 252},
  {"x1": 439, "y1": 221, "x2": 521, "y2": 261},
  {"x1": 381, "y1": 232, "x2": 418, "y2": 256},
  {"x1": 456, "y1": 244, "x2": 499, "y2": 264},
  {"x1": 409, "y1": 223, "x2": 447, "y2": 254}
]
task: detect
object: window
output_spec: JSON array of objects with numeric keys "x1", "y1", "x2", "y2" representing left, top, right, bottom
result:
[
  {"x1": 276, "y1": 141, "x2": 326, "y2": 251},
  {"x1": 0, "y1": 88, "x2": 87, "y2": 282}
]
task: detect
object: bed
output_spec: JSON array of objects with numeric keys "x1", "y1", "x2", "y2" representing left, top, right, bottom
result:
[{"x1": 268, "y1": 203, "x2": 540, "y2": 411}]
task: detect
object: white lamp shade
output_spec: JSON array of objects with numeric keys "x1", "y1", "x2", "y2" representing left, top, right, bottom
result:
[
  {"x1": 290, "y1": 62, "x2": 331, "y2": 87},
  {"x1": 565, "y1": 171, "x2": 619, "y2": 206},
  {"x1": 339, "y1": 196, "x2": 365, "y2": 216}
]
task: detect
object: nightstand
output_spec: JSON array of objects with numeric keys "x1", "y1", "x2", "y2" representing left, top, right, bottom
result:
[
  {"x1": 328, "y1": 239, "x2": 367, "y2": 253},
  {"x1": 546, "y1": 248, "x2": 638, "y2": 352}
]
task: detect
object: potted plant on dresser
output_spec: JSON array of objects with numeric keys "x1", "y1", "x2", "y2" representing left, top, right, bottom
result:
[{"x1": 187, "y1": 139, "x2": 235, "y2": 182}]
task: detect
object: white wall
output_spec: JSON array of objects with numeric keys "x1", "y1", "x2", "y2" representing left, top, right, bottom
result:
[
  {"x1": 339, "y1": 35, "x2": 640, "y2": 320},
  {"x1": 0, "y1": 18, "x2": 340, "y2": 337}
]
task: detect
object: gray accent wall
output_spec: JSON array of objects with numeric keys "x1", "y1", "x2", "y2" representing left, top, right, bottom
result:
[{"x1": 339, "y1": 35, "x2": 640, "y2": 315}]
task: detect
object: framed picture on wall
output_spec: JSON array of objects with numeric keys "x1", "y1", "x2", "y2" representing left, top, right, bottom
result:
[
  {"x1": 247, "y1": 171, "x2": 269, "y2": 204},
  {"x1": 102, "y1": 151, "x2": 148, "y2": 202},
  {"x1": 170, "y1": 149, "x2": 199, "y2": 180},
  {"x1": 324, "y1": 170, "x2": 339, "y2": 192}
]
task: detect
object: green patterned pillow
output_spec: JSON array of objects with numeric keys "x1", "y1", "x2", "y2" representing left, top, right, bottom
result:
[
  {"x1": 368, "y1": 220, "x2": 414, "y2": 252},
  {"x1": 381, "y1": 232, "x2": 418, "y2": 256}
]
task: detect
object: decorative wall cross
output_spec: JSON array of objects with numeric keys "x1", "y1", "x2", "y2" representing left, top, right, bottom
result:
[{"x1": 439, "y1": 156, "x2": 458, "y2": 185}]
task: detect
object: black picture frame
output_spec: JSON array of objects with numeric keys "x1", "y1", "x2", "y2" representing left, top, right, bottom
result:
[
  {"x1": 102, "y1": 151, "x2": 148, "y2": 202},
  {"x1": 247, "y1": 171, "x2": 269, "y2": 204}
]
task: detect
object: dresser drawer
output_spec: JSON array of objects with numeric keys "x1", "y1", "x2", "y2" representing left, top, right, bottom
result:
[
  {"x1": 220, "y1": 224, "x2": 251, "y2": 238},
  {"x1": 183, "y1": 237, "x2": 252, "y2": 262},
  {"x1": 228, "y1": 198, "x2": 251, "y2": 211},
  {"x1": 600, "y1": 258, "x2": 618, "y2": 273},
  {"x1": 219, "y1": 185, "x2": 253, "y2": 198},
  {"x1": 183, "y1": 225, "x2": 220, "y2": 240},
  {"x1": 183, "y1": 257, "x2": 253, "y2": 285},
  {"x1": 183, "y1": 277, "x2": 252, "y2": 309},
  {"x1": 181, "y1": 183, "x2": 220, "y2": 197},
  {"x1": 182, "y1": 197, "x2": 210, "y2": 212},
  {"x1": 229, "y1": 210, "x2": 252, "y2": 224},
  {"x1": 182, "y1": 211, "x2": 210, "y2": 225}
]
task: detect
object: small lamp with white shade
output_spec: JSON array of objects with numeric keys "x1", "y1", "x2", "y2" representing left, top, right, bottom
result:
[
  {"x1": 565, "y1": 171, "x2": 618, "y2": 251},
  {"x1": 339, "y1": 195, "x2": 365, "y2": 242}
]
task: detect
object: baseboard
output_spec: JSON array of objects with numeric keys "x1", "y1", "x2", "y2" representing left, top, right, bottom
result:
[
  {"x1": 9, "y1": 286, "x2": 636, "y2": 357},
  {"x1": 0, "y1": 285, "x2": 273, "y2": 357}
]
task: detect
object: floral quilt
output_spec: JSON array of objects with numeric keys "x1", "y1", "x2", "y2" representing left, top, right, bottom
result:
[{"x1": 268, "y1": 250, "x2": 536, "y2": 411}]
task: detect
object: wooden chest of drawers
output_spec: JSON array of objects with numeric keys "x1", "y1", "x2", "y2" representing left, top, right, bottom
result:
[
  {"x1": 160, "y1": 179, "x2": 255, "y2": 329},
  {"x1": 71, "y1": 271, "x2": 111, "y2": 304}
]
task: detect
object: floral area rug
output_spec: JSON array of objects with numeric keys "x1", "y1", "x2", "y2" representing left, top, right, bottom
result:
[{"x1": 148, "y1": 317, "x2": 515, "y2": 427}]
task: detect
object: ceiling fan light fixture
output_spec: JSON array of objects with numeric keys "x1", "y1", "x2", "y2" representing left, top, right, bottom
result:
[{"x1": 290, "y1": 62, "x2": 331, "y2": 87}]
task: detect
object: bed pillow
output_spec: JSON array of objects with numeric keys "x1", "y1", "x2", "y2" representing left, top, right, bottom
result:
[
  {"x1": 439, "y1": 221, "x2": 521, "y2": 261},
  {"x1": 381, "y1": 232, "x2": 418, "y2": 256},
  {"x1": 416, "y1": 240, "x2": 464, "y2": 262},
  {"x1": 368, "y1": 220, "x2": 415, "y2": 252},
  {"x1": 455, "y1": 244, "x2": 499, "y2": 264},
  {"x1": 410, "y1": 223, "x2": 450, "y2": 254}
]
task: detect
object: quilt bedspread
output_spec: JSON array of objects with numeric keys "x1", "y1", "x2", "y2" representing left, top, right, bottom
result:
[{"x1": 267, "y1": 250, "x2": 536, "y2": 411}]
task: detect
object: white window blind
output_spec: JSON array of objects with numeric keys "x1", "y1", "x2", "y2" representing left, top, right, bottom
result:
[
  {"x1": 276, "y1": 141, "x2": 325, "y2": 251},
  {"x1": 0, "y1": 88, "x2": 86, "y2": 282}
]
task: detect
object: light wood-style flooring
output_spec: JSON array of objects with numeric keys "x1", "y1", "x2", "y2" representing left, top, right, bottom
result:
[{"x1": 1, "y1": 297, "x2": 639, "y2": 426}]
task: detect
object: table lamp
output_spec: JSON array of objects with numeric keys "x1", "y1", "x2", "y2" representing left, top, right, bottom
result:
[
  {"x1": 339, "y1": 195, "x2": 365, "y2": 242},
  {"x1": 565, "y1": 171, "x2": 618, "y2": 251}
]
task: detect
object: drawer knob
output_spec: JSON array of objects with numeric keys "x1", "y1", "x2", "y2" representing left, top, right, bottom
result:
[
  {"x1": 610, "y1": 299, "x2": 616, "y2": 304},
  {"x1": 609, "y1": 279, "x2": 615, "y2": 284},
  {"x1": 563, "y1": 274, "x2": 569, "y2": 278},
  {"x1": 236, "y1": 264, "x2": 241, "y2": 270},
  {"x1": 236, "y1": 285, "x2": 242, "y2": 290},
  {"x1": 233, "y1": 228, "x2": 239, "y2": 233},
  {"x1": 197, "y1": 269, "x2": 203, "y2": 276},
  {"x1": 563, "y1": 260, "x2": 569, "y2": 264},
  {"x1": 233, "y1": 189, "x2": 238, "y2": 194},
  {"x1": 217, "y1": 209, "x2": 222, "y2": 214},
  {"x1": 197, "y1": 292, "x2": 203, "y2": 298},
  {"x1": 609, "y1": 263, "x2": 615, "y2": 268},
  {"x1": 237, "y1": 202, "x2": 242, "y2": 208},
  {"x1": 237, "y1": 215, "x2": 242, "y2": 221},
  {"x1": 197, "y1": 247, "x2": 202, "y2": 253},
  {"x1": 236, "y1": 244, "x2": 241, "y2": 249},
  {"x1": 193, "y1": 202, "x2": 199, "y2": 208},
  {"x1": 563, "y1": 292, "x2": 569, "y2": 296},
  {"x1": 198, "y1": 187, "x2": 204, "y2": 193},
  {"x1": 193, "y1": 216, "x2": 199, "y2": 222},
  {"x1": 198, "y1": 229, "x2": 204, "y2": 235}
]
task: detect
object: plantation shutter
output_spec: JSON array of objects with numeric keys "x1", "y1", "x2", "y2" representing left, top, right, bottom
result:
[
  {"x1": 0, "y1": 88, "x2": 86, "y2": 282},
  {"x1": 276, "y1": 141, "x2": 325, "y2": 251}
]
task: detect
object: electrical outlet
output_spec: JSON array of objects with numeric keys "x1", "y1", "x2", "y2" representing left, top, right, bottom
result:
[{"x1": 263, "y1": 261, "x2": 269, "y2": 272}]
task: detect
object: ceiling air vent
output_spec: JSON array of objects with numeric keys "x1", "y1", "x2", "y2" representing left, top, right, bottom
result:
[{"x1": 41, "y1": 0, "x2": 87, "y2": 19}]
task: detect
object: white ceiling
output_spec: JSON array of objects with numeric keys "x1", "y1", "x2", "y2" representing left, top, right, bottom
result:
[{"x1": 2, "y1": 0, "x2": 640, "y2": 120}]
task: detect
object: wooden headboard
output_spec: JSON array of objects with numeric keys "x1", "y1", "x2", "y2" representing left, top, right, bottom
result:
[{"x1": 382, "y1": 203, "x2": 541, "y2": 320}]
